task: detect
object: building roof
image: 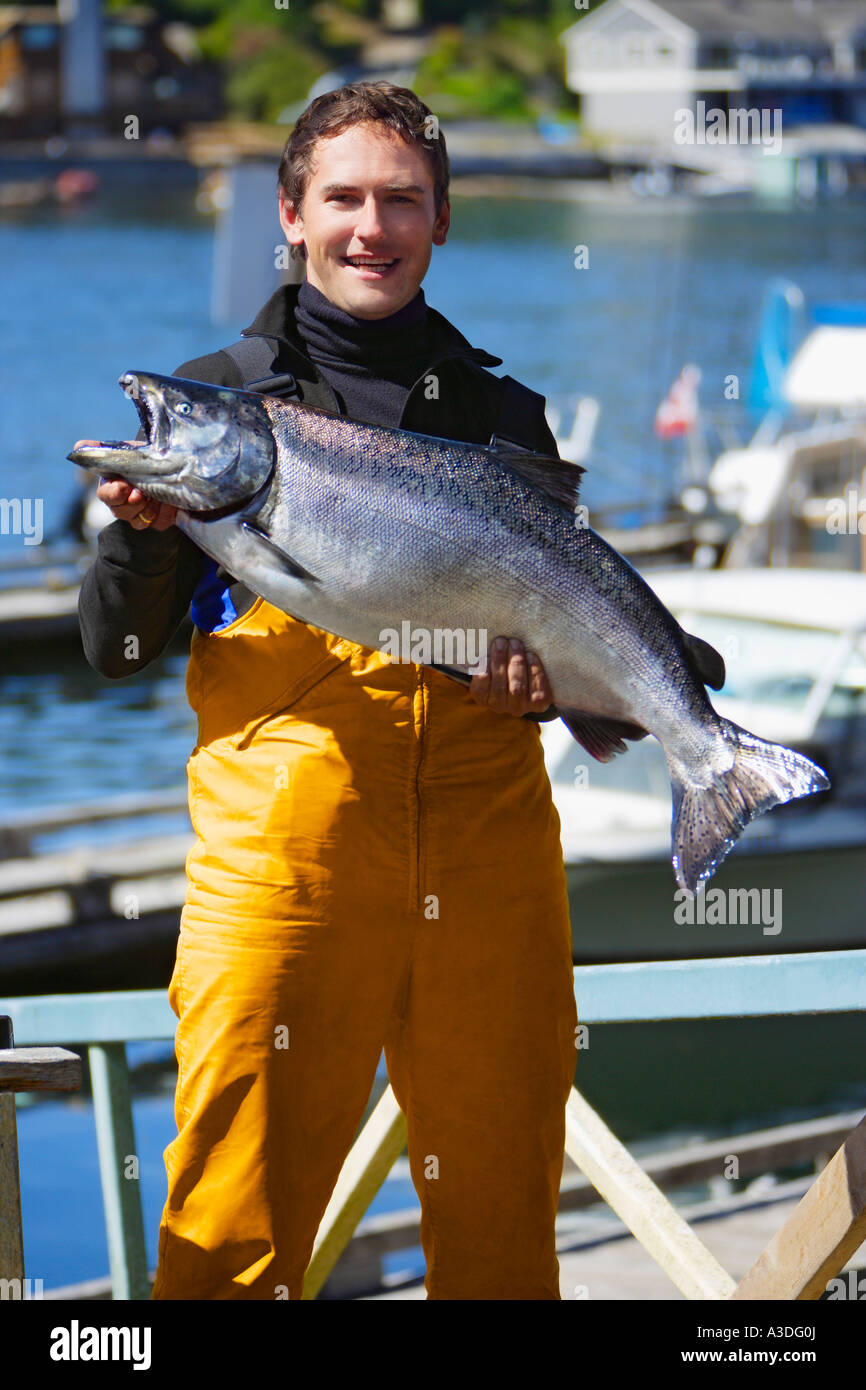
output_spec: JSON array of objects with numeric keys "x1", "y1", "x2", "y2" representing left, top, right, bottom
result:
[
  {"x1": 562, "y1": 0, "x2": 866, "y2": 45},
  {"x1": 660, "y1": 1, "x2": 866, "y2": 42},
  {"x1": 0, "y1": 4, "x2": 155, "y2": 27}
]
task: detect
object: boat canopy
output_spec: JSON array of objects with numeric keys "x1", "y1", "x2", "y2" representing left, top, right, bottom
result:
[{"x1": 784, "y1": 325, "x2": 866, "y2": 410}]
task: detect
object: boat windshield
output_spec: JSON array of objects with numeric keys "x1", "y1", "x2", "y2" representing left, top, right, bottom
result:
[
  {"x1": 672, "y1": 614, "x2": 839, "y2": 709},
  {"x1": 549, "y1": 730, "x2": 671, "y2": 798}
]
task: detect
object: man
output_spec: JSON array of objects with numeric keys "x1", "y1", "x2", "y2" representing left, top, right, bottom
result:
[{"x1": 78, "y1": 81, "x2": 578, "y2": 1300}]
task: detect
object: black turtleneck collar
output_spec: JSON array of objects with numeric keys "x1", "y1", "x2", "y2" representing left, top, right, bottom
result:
[
  {"x1": 240, "y1": 282, "x2": 503, "y2": 373},
  {"x1": 295, "y1": 279, "x2": 430, "y2": 381}
]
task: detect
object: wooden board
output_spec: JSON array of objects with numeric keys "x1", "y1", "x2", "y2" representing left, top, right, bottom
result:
[
  {"x1": 0, "y1": 1047, "x2": 82, "y2": 1093},
  {"x1": 565, "y1": 1087, "x2": 737, "y2": 1300},
  {"x1": 733, "y1": 1113, "x2": 866, "y2": 1299}
]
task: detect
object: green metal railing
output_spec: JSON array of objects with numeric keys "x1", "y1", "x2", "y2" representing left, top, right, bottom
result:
[{"x1": 2, "y1": 947, "x2": 865, "y2": 1300}]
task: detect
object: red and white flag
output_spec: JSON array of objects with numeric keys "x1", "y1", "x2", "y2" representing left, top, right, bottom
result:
[{"x1": 655, "y1": 365, "x2": 701, "y2": 439}]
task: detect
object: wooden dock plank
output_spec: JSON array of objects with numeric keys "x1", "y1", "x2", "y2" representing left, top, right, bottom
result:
[
  {"x1": 364, "y1": 1183, "x2": 866, "y2": 1300},
  {"x1": 732, "y1": 1113, "x2": 866, "y2": 1300},
  {"x1": 564, "y1": 1087, "x2": 737, "y2": 1300},
  {"x1": 303, "y1": 1085, "x2": 407, "y2": 1300},
  {"x1": 0, "y1": 1047, "x2": 82, "y2": 1092},
  {"x1": 0, "y1": 1092, "x2": 24, "y2": 1282}
]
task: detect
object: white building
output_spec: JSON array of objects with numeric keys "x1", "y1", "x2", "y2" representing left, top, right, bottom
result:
[{"x1": 561, "y1": 0, "x2": 866, "y2": 145}]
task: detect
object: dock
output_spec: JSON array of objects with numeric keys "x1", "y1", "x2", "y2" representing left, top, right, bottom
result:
[
  {"x1": 368, "y1": 1181, "x2": 864, "y2": 1301},
  {"x1": 21, "y1": 1104, "x2": 866, "y2": 1302},
  {"x1": 0, "y1": 543, "x2": 196, "y2": 646},
  {"x1": 2, "y1": 951, "x2": 864, "y2": 1302},
  {"x1": 0, "y1": 789, "x2": 190, "y2": 993},
  {"x1": 551, "y1": 1185, "x2": 864, "y2": 1303}
]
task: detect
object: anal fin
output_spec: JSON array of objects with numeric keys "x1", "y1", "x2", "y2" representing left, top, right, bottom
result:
[{"x1": 558, "y1": 709, "x2": 649, "y2": 762}]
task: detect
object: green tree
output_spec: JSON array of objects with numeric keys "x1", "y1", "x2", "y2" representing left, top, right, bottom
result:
[{"x1": 102, "y1": 0, "x2": 608, "y2": 123}]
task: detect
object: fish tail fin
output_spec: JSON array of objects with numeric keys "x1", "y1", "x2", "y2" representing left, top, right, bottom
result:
[{"x1": 669, "y1": 718, "x2": 830, "y2": 894}]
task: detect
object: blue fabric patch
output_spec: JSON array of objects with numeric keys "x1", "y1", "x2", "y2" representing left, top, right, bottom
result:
[{"x1": 190, "y1": 556, "x2": 238, "y2": 633}]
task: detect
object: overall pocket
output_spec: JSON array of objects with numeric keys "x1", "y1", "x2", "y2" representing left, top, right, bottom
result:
[{"x1": 187, "y1": 597, "x2": 359, "y2": 751}]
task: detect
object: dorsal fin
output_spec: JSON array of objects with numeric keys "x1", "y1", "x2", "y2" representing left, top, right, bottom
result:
[{"x1": 487, "y1": 434, "x2": 584, "y2": 511}]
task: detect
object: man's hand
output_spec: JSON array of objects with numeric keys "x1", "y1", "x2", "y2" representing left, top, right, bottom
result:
[
  {"x1": 74, "y1": 444, "x2": 178, "y2": 531},
  {"x1": 469, "y1": 636, "x2": 553, "y2": 718}
]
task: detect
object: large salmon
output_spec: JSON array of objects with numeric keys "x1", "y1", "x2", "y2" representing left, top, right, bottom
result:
[{"x1": 70, "y1": 372, "x2": 829, "y2": 892}]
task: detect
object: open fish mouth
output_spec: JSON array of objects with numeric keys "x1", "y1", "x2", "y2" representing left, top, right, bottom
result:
[
  {"x1": 69, "y1": 370, "x2": 278, "y2": 513},
  {"x1": 68, "y1": 373, "x2": 172, "y2": 469},
  {"x1": 119, "y1": 373, "x2": 173, "y2": 456}
]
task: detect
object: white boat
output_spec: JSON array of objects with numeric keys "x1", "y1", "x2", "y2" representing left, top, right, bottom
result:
[
  {"x1": 542, "y1": 566, "x2": 866, "y2": 962},
  {"x1": 707, "y1": 283, "x2": 866, "y2": 571},
  {"x1": 545, "y1": 394, "x2": 600, "y2": 466}
]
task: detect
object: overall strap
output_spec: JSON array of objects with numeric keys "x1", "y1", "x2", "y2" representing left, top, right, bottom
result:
[
  {"x1": 222, "y1": 337, "x2": 284, "y2": 389},
  {"x1": 224, "y1": 337, "x2": 341, "y2": 411}
]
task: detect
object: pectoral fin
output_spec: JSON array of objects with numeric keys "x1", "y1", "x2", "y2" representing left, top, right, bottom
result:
[{"x1": 240, "y1": 521, "x2": 319, "y2": 583}]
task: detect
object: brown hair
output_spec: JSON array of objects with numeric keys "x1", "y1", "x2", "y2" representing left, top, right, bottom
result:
[{"x1": 277, "y1": 80, "x2": 449, "y2": 260}]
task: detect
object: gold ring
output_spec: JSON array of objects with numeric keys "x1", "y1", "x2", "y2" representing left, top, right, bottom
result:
[{"x1": 137, "y1": 504, "x2": 158, "y2": 528}]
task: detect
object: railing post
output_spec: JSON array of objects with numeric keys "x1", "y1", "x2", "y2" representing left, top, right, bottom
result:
[
  {"x1": 88, "y1": 1043, "x2": 149, "y2": 1301},
  {"x1": 0, "y1": 1018, "x2": 24, "y2": 1286},
  {"x1": 0, "y1": 1015, "x2": 81, "y2": 1297}
]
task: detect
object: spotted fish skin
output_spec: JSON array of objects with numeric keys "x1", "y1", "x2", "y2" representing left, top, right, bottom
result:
[{"x1": 69, "y1": 372, "x2": 830, "y2": 892}]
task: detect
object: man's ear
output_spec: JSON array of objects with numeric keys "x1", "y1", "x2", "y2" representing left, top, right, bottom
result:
[
  {"x1": 278, "y1": 190, "x2": 305, "y2": 251},
  {"x1": 433, "y1": 196, "x2": 450, "y2": 246}
]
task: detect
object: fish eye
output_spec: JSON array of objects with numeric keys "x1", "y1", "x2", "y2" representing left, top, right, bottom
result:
[{"x1": 176, "y1": 401, "x2": 193, "y2": 416}]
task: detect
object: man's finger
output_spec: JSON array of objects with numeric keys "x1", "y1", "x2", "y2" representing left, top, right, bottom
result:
[
  {"x1": 526, "y1": 649, "x2": 553, "y2": 707},
  {"x1": 97, "y1": 477, "x2": 133, "y2": 504},
  {"x1": 469, "y1": 665, "x2": 491, "y2": 704},
  {"x1": 150, "y1": 504, "x2": 178, "y2": 532},
  {"x1": 488, "y1": 636, "x2": 509, "y2": 706},
  {"x1": 506, "y1": 640, "x2": 528, "y2": 713}
]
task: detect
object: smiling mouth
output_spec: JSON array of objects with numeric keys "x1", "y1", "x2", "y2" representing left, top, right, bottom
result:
[{"x1": 342, "y1": 256, "x2": 400, "y2": 273}]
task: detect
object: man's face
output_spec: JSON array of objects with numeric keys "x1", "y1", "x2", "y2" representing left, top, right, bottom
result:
[{"x1": 278, "y1": 122, "x2": 450, "y2": 319}]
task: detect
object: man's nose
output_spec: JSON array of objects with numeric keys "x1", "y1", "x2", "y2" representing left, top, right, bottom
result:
[{"x1": 354, "y1": 197, "x2": 387, "y2": 240}]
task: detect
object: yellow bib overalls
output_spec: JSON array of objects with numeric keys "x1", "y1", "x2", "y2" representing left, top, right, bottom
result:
[{"x1": 151, "y1": 595, "x2": 577, "y2": 1300}]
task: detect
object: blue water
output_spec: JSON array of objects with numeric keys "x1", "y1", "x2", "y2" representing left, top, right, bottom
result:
[{"x1": 19, "y1": 1088, "x2": 175, "y2": 1288}]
